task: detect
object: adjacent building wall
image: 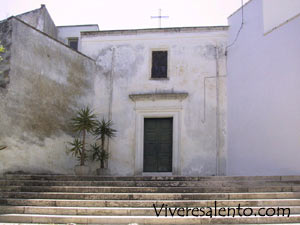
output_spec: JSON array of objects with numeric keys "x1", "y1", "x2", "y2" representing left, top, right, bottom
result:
[
  {"x1": 57, "y1": 25, "x2": 99, "y2": 49},
  {"x1": 16, "y1": 5, "x2": 58, "y2": 39},
  {"x1": 0, "y1": 17, "x2": 99, "y2": 175},
  {"x1": 263, "y1": 0, "x2": 300, "y2": 34},
  {"x1": 227, "y1": 0, "x2": 300, "y2": 175},
  {"x1": 81, "y1": 27, "x2": 228, "y2": 176},
  {"x1": 0, "y1": 19, "x2": 12, "y2": 90}
]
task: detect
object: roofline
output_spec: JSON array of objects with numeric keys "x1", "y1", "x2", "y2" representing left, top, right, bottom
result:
[
  {"x1": 15, "y1": 5, "x2": 43, "y2": 18},
  {"x1": 228, "y1": 0, "x2": 254, "y2": 19},
  {"x1": 0, "y1": 16, "x2": 14, "y2": 23},
  {"x1": 9, "y1": 16, "x2": 95, "y2": 62},
  {"x1": 81, "y1": 26, "x2": 228, "y2": 36},
  {"x1": 57, "y1": 24, "x2": 99, "y2": 29},
  {"x1": 15, "y1": 4, "x2": 57, "y2": 28}
]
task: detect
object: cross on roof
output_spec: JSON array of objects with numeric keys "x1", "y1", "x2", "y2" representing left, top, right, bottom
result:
[{"x1": 151, "y1": 9, "x2": 169, "y2": 28}]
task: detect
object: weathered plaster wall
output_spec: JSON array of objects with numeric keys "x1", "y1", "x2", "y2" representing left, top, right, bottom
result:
[
  {"x1": 227, "y1": 0, "x2": 300, "y2": 175},
  {"x1": 81, "y1": 28, "x2": 228, "y2": 176},
  {"x1": 0, "y1": 20, "x2": 12, "y2": 89},
  {"x1": 0, "y1": 18, "x2": 98, "y2": 175},
  {"x1": 17, "y1": 5, "x2": 57, "y2": 39}
]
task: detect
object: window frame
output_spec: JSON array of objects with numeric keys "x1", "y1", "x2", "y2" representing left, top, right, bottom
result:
[
  {"x1": 149, "y1": 48, "x2": 170, "y2": 80},
  {"x1": 68, "y1": 37, "x2": 79, "y2": 51}
]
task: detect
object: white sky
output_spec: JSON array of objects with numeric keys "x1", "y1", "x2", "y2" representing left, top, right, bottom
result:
[{"x1": 0, "y1": 0, "x2": 249, "y2": 30}]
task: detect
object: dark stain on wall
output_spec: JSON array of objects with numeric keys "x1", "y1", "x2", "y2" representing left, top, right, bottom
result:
[
  {"x1": 0, "y1": 20, "x2": 12, "y2": 90},
  {"x1": 1, "y1": 18, "x2": 96, "y2": 142}
]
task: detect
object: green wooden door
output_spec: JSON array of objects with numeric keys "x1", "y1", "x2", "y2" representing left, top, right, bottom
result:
[{"x1": 143, "y1": 118, "x2": 173, "y2": 172}]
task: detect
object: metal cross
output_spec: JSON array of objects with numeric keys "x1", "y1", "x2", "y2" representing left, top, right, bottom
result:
[{"x1": 151, "y1": 9, "x2": 169, "y2": 28}]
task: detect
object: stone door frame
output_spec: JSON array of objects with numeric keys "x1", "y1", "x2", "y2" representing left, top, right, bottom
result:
[
  {"x1": 136, "y1": 111, "x2": 180, "y2": 176},
  {"x1": 129, "y1": 92, "x2": 188, "y2": 176}
]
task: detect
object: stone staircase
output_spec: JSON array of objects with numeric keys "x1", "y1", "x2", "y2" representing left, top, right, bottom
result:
[{"x1": 1, "y1": 175, "x2": 300, "y2": 224}]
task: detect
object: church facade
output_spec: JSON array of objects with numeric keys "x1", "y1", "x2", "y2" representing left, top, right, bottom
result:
[{"x1": 80, "y1": 27, "x2": 228, "y2": 176}]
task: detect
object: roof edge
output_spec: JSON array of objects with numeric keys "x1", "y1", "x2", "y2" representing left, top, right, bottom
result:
[
  {"x1": 14, "y1": 5, "x2": 43, "y2": 18},
  {"x1": 81, "y1": 26, "x2": 229, "y2": 36},
  {"x1": 228, "y1": 0, "x2": 254, "y2": 19},
  {"x1": 11, "y1": 16, "x2": 95, "y2": 62},
  {"x1": 57, "y1": 24, "x2": 99, "y2": 29}
]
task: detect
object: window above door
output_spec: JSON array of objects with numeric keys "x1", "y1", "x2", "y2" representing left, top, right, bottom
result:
[{"x1": 151, "y1": 50, "x2": 168, "y2": 79}]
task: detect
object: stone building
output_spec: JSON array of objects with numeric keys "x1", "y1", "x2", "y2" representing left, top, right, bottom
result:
[
  {"x1": 0, "y1": 4, "x2": 227, "y2": 176},
  {"x1": 80, "y1": 27, "x2": 227, "y2": 176}
]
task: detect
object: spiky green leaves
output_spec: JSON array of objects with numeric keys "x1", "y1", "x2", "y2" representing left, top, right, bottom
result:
[
  {"x1": 67, "y1": 138, "x2": 85, "y2": 162},
  {"x1": 93, "y1": 118, "x2": 117, "y2": 141},
  {"x1": 70, "y1": 106, "x2": 97, "y2": 134},
  {"x1": 92, "y1": 118, "x2": 116, "y2": 168},
  {"x1": 67, "y1": 107, "x2": 117, "y2": 169},
  {"x1": 90, "y1": 143, "x2": 109, "y2": 162},
  {"x1": 68, "y1": 106, "x2": 97, "y2": 166}
]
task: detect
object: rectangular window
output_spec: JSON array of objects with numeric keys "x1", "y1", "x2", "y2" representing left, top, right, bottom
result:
[
  {"x1": 151, "y1": 51, "x2": 168, "y2": 78},
  {"x1": 68, "y1": 38, "x2": 78, "y2": 51}
]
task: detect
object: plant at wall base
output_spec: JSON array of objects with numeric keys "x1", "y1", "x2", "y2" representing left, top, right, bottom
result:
[
  {"x1": 69, "y1": 106, "x2": 97, "y2": 166},
  {"x1": 90, "y1": 143, "x2": 110, "y2": 169},
  {"x1": 93, "y1": 118, "x2": 117, "y2": 169},
  {"x1": 66, "y1": 138, "x2": 85, "y2": 163}
]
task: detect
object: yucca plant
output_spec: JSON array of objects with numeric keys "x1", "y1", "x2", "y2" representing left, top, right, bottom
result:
[
  {"x1": 90, "y1": 143, "x2": 110, "y2": 169},
  {"x1": 93, "y1": 118, "x2": 116, "y2": 168},
  {"x1": 69, "y1": 106, "x2": 97, "y2": 166},
  {"x1": 66, "y1": 138, "x2": 85, "y2": 162}
]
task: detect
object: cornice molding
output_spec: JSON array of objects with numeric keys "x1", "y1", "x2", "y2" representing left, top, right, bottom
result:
[{"x1": 129, "y1": 92, "x2": 188, "y2": 102}]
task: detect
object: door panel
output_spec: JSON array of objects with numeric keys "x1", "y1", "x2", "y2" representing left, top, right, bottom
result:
[{"x1": 143, "y1": 118, "x2": 173, "y2": 172}]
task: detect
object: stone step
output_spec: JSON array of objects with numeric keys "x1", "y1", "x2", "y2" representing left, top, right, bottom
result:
[
  {"x1": 2, "y1": 224, "x2": 300, "y2": 225},
  {"x1": 0, "y1": 214, "x2": 299, "y2": 224},
  {"x1": 3, "y1": 174, "x2": 300, "y2": 182},
  {"x1": 2, "y1": 198, "x2": 300, "y2": 207},
  {"x1": 0, "y1": 205, "x2": 297, "y2": 216},
  {"x1": 1, "y1": 185, "x2": 299, "y2": 193},
  {"x1": 1, "y1": 179, "x2": 300, "y2": 187},
  {"x1": 1, "y1": 175, "x2": 300, "y2": 224},
  {"x1": 1, "y1": 191, "x2": 300, "y2": 200}
]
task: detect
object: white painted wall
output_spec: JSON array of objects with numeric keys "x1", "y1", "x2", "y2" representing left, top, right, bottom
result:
[
  {"x1": 263, "y1": 0, "x2": 300, "y2": 33},
  {"x1": 81, "y1": 28, "x2": 228, "y2": 176},
  {"x1": 57, "y1": 25, "x2": 99, "y2": 49},
  {"x1": 227, "y1": 0, "x2": 300, "y2": 175}
]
